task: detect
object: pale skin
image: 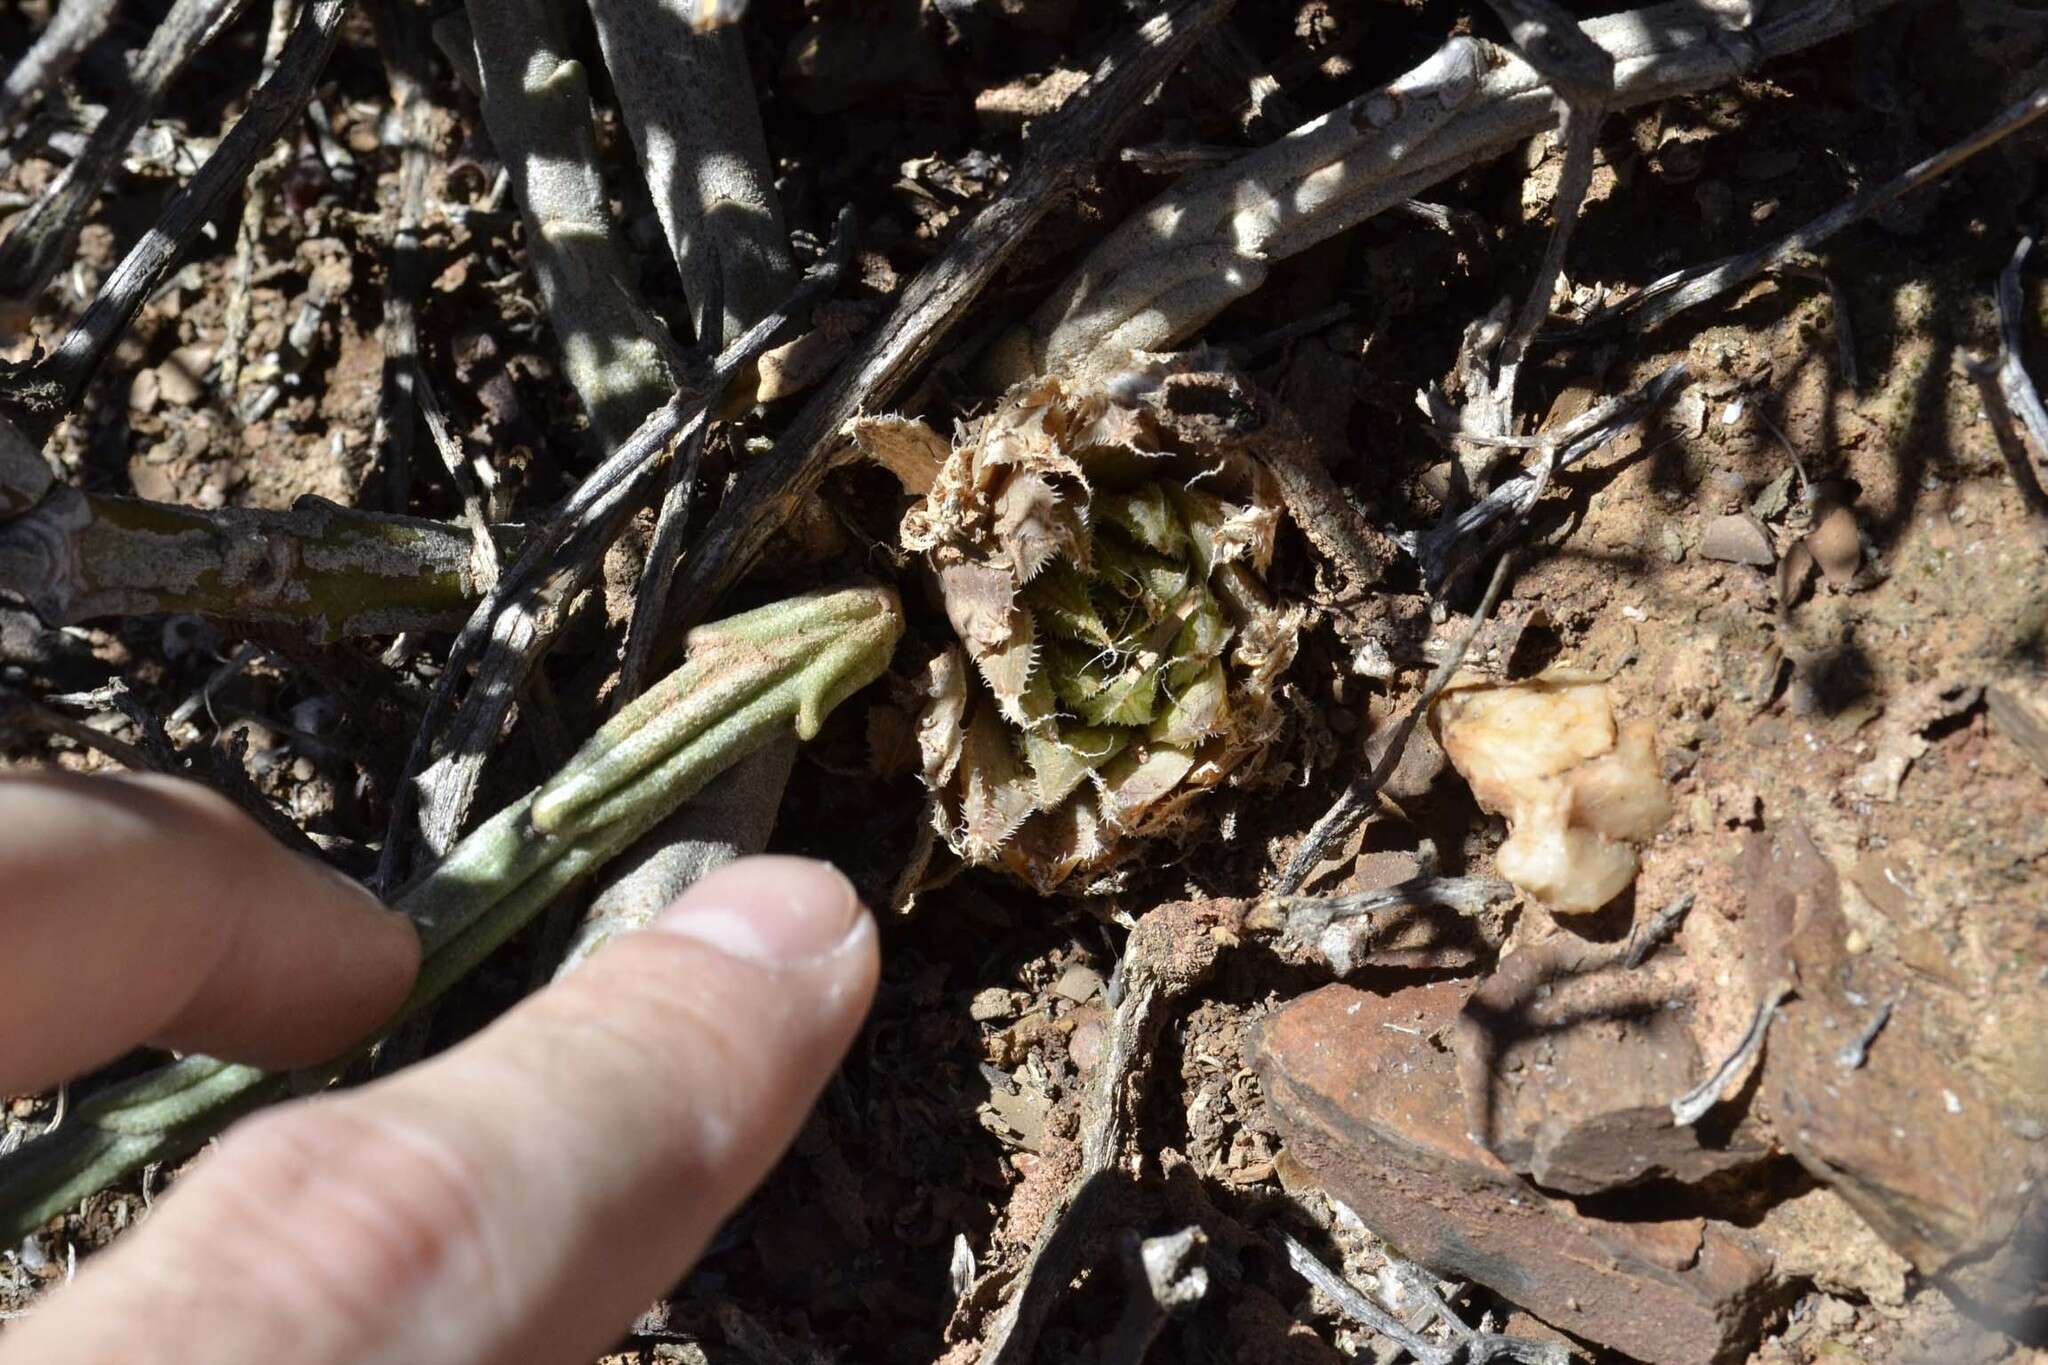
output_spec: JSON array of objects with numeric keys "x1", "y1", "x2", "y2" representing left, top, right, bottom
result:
[{"x1": 0, "y1": 771, "x2": 880, "y2": 1365}]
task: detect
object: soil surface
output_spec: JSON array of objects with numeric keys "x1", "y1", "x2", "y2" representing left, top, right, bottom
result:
[{"x1": 1, "y1": 1, "x2": 2044, "y2": 1363}]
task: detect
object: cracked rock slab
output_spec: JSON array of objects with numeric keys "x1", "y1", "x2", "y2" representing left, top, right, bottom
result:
[{"x1": 1253, "y1": 982, "x2": 1784, "y2": 1364}]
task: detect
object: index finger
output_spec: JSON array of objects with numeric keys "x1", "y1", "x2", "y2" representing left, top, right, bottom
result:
[{"x1": 0, "y1": 772, "x2": 420, "y2": 1094}]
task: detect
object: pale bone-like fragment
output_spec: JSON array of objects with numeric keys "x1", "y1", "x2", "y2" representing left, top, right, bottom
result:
[{"x1": 1434, "y1": 674, "x2": 1671, "y2": 913}]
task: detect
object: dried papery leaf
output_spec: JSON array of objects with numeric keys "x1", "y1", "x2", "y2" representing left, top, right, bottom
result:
[
  {"x1": 958, "y1": 702, "x2": 1038, "y2": 861},
  {"x1": 974, "y1": 606, "x2": 1039, "y2": 725},
  {"x1": 918, "y1": 646, "x2": 969, "y2": 789},
  {"x1": 938, "y1": 559, "x2": 1020, "y2": 648},
  {"x1": 848, "y1": 414, "x2": 950, "y2": 494},
  {"x1": 995, "y1": 470, "x2": 1086, "y2": 581}
]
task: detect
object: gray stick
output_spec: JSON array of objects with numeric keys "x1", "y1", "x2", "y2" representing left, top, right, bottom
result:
[
  {"x1": 0, "y1": 0, "x2": 247, "y2": 307},
  {"x1": 991, "y1": 0, "x2": 1907, "y2": 385},
  {"x1": 1988, "y1": 234, "x2": 2048, "y2": 481},
  {"x1": 0, "y1": 487, "x2": 488, "y2": 639},
  {"x1": 1672, "y1": 981, "x2": 1790, "y2": 1125},
  {"x1": 1276, "y1": 548, "x2": 1519, "y2": 895},
  {"x1": 461, "y1": 0, "x2": 673, "y2": 450},
  {"x1": 0, "y1": 0, "x2": 348, "y2": 423},
  {"x1": 1280, "y1": 1233, "x2": 1568, "y2": 1365},
  {"x1": 0, "y1": 0, "x2": 119, "y2": 151},
  {"x1": 1579, "y1": 81, "x2": 2048, "y2": 337},
  {"x1": 1413, "y1": 361, "x2": 1690, "y2": 592}
]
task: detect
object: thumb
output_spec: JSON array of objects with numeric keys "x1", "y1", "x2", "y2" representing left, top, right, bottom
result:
[{"x1": 0, "y1": 856, "x2": 879, "y2": 1365}]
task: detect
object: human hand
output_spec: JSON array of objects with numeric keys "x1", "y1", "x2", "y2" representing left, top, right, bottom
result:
[{"x1": 0, "y1": 771, "x2": 878, "y2": 1365}]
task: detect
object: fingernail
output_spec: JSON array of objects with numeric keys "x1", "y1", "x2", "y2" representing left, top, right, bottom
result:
[{"x1": 653, "y1": 856, "x2": 863, "y2": 968}]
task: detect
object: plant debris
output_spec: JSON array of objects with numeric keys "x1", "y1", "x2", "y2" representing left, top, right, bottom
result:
[{"x1": 1, "y1": 1, "x2": 2044, "y2": 1362}]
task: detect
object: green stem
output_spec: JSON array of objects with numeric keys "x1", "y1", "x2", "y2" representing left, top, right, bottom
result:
[{"x1": 0, "y1": 584, "x2": 903, "y2": 1242}]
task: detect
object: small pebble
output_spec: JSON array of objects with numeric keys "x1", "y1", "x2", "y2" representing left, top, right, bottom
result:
[
  {"x1": 153, "y1": 343, "x2": 213, "y2": 407},
  {"x1": 1699, "y1": 512, "x2": 1776, "y2": 566},
  {"x1": 969, "y1": 987, "x2": 1015, "y2": 1023},
  {"x1": 1051, "y1": 964, "x2": 1104, "y2": 1004},
  {"x1": 1068, "y1": 1017, "x2": 1105, "y2": 1072}
]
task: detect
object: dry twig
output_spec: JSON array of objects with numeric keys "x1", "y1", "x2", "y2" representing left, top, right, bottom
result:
[
  {"x1": 0, "y1": 0, "x2": 246, "y2": 307},
  {"x1": 1101, "y1": 1226, "x2": 1209, "y2": 1365},
  {"x1": 1281, "y1": 1232, "x2": 1567, "y2": 1364},
  {"x1": 1411, "y1": 361, "x2": 1689, "y2": 593},
  {"x1": 458, "y1": 0, "x2": 672, "y2": 450},
  {"x1": 1958, "y1": 235, "x2": 2048, "y2": 522},
  {"x1": 1276, "y1": 549, "x2": 1519, "y2": 894},
  {"x1": 0, "y1": 0, "x2": 118, "y2": 152},
  {"x1": 365, "y1": 0, "x2": 437, "y2": 509},
  {"x1": 1672, "y1": 981, "x2": 1791, "y2": 1125},
  {"x1": 978, "y1": 899, "x2": 1244, "y2": 1365},
  {"x1": 990, "y1": 0, "x2": 1908, "y2": 385},
  {"x1": 0, "y1": 0, "x2": 348, "y2": 423},
  {"x1": 587, "y1": 0, "x2": 792, "y2": 347},
  {"x1": 1578, "y1": 81, "x2": 2048, "y2": 337},
  {"x1": 216, "y1": 0, "x2": 298, "y2": 393},
  {"x1": 0, "y1": 489, "x2": 488, "y2": 638}
]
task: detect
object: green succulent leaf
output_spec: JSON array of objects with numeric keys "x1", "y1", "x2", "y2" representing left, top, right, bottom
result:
[
  {"x1": 1152, "y1": 657, "x2": 1230, "y2": 744},
  {"x1": 1024, "y1": 724, "x2": 1128, "y2": 808},
  {"x1": 1023, "y1": 558, "x2": 1117, "y2": 649},
  {"x1": 1091, "y1": 532, "x2": 1193, "y2": 620},
  {"x1": 1047, "y1": 637, "x2": 1160, "y2": 727},
  {"x1": 1098, "y1": 485, "x2": 1188, "y2": 559}
]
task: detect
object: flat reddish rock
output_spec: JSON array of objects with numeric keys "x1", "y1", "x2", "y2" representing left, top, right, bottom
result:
[
  {"x1": 1254, "y1": 982, "x2": 1781, "y2": 1365},
  {"x1": 1453, "y1": 935, "x2": 1771, "y2": 1195},
  {"x1": 1740, "y1": 828, "x2": 2040, "y2": 1319}
]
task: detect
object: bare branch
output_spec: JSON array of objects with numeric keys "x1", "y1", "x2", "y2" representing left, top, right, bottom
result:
[
  {"x1": 989, "y1": 0, "x2": 1907, "y2": 385},
  {"x1": 1280, "y1": 1233, "x2": 1569, "y2": 1365},
  {"x1": 1413, "y1": 361, "x2": 1689, "y2": 593},
  {"x1": 1672, "y1": 981, "x2": 1791, "y2": 1124},
  {"x1": 1579, "y1": 80, "x2": 2048, "y2": 337},
  {"x1": 1957, "y1": 232, "x2": 2048, "y2": 523},
  {"x1": 0, "y1": 0, "x2": 349, "y2": 423},
  {"x1": 1276, "y1": 548, "x2": 1519, "y2": 895},
  {"x1": 0, "y1": 488, "x2": 489, "y2": 639},
  {"x1": 216, "y1": 0, "x2": 298, "y2": 394},
  {"x1": 978, "y1": 899, "x2": 1244, "y2": 1365},
  {"x1": 459, "y1": 0, "x2": 673, "y2": 449},
  {"x1": 1260, "y1": 874, "x2": 1516, "y2": 947},
  {"x1": 0, "y1": 0, "x2": 119, "y2": 151},
  {"x1": 0, "y1": 0, "x2": 247, "y2": 308},
  {"x1": 1481, "y1": 0, "x2": 1613, "y2": 101}
]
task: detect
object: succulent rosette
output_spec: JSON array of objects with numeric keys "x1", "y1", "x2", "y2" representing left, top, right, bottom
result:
[{"x1": 855, "y1": 375, "x2": 1302, "y2": 891}]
